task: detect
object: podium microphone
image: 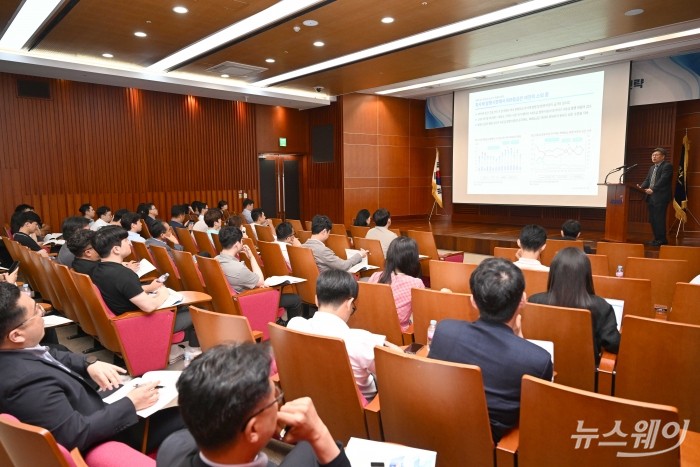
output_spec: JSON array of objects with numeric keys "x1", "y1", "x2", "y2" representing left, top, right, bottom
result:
[
  {"x1": 604, "y1": 165, "x2": 625, "y2": 184},
  {"x1": 618, "y1": 163, "x2": 638, "y2": 183}
]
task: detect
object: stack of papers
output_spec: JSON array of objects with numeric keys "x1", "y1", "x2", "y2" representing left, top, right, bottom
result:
[
  {"x1": 345, "y1": 437, "x2": 436, "y2": 467},
  {"x1": 263, "y1": 275, "x2": 307, "y2": 287},
  {"x1": 43, "y1": 315, "x2": 73, "y2": 328},
  {"x1": 43, "y1": 233, "x2": 65, "y2": 246},
  {"x1": 136, "y1": 259, "x2": 157, "y2": 278},
  {"x1": 345, "y1": 249, "x2": 380, "y2": 274},
  {"x1": 104, "y1": 370, "x2": 181, "y2": 417},
  {"x1": 159, "y1": 288, "x2": 184, "y2": 308}
]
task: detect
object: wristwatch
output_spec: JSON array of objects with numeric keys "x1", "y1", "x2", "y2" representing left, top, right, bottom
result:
[{"x1": 85, "y1": 355, "x2": 98, "y2": 368}]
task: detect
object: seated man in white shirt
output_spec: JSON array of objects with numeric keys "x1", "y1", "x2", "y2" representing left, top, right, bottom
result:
[
  {"x1": 191, "y1": 201, "x2": 209, "y2": 233},
  {"x1": 241, "y1": 198, "x2": 254, "y2": 224},
  {"x1": 365, "y1": 208, "x2": 397, "y2": 256},
  {"x1": 287, "y1": 270, "x2": 400, "y2": 401},
  {"x1": 203, "y1": 208, "x2": 223, "y2": 241},
  {"x1": 250, "y1": 208, "x2": 273, "y2": 240},
  {"x1": 275, "y1": 222, "x2": 301, "y2": 271},
  {"x1": 513, "y1": 224, "x2": 549, "y2": 272},
  {"x1": 120, "y1": 212, "x2": 146, "y2": 244},
  {"x1": 91, "y1": 206, "x2": 113, "y2": 231}
]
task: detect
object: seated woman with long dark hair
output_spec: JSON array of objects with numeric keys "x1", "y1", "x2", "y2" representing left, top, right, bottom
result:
[
  {"x1": 368, "y1": 236, "x2": 424, "y2": 331},
  {"x1": 528, "y1": 247, "x2": 620, "y2": 363},
  {"x1": 353, "y1": 209, "x2": 371, "y2": 227}
]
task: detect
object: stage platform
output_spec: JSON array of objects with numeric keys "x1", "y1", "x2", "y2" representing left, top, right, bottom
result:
[{"x1": 390, "y1": 219, "x2": 700, "y2": 258}]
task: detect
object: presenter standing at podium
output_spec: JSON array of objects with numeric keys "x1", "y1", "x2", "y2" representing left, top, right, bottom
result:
[{"x1": 638, "y1": 148, "x2": 673, "y2": 246}]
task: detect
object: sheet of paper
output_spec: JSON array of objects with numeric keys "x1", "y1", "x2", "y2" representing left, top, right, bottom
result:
[
  {"x1": 43, "y1": 315, "x2": 73, "y2": 328},
  {"x1": 159, "y1": 288, "x2": 184, "y2": 308},
  {"x1": 264, "y1": 275, "x2": 307, "y2": 287},
  {"x1": 103, "y1": 370, "x2": 181, "y2": 418},
  {"x1": 345, "y1": 437, "x2": 437, "y2": 467},
  {"x1": 528, "y1": 339, "x2": 554, "y2": 365},
  {"x1": 603, "y1": 297, "x2": 624, "y2": 331},
  {"x1": 136, "y1": 259, "x2": 157, "y2": 278}
]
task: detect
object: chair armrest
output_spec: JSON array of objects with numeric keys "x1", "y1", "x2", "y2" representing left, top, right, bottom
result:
[
  {"x1": 38, "y1": 302, "x2": 53, "y2": 312},
  {"x1": 70, "y1": 448, "x2": 89, "y2": 467},
  {"x1": 363, "y1": 395, "x2": 383, "y2": 441},
  {"x1": 496, "y1": 427, "x2": 519, "y2": 467},
  {"x1": 253, "y1": 330, "x2": 264, "y2": 342},
  {"x1": 596, "y1": 351, "x2": 617, "y2": 395}
]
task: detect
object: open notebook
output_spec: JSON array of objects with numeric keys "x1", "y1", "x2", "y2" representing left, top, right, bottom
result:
[
  {"x1": 345, "y1": 249, "x2": 379, "y2": 274},
  {"x1": 603, "y1": 297, "x2": 624, "y2": 331}
]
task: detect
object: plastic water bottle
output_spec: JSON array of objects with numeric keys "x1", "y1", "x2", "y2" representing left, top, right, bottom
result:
[
  {"x1": 21, "y1": 284, "x2": 32, "y2": 297},
  {"x1": 427, "y1": 319, "x2": 437, "y2": 350},
  {"x1": 615, "y1": 265, "x2": 624, "y2": 278},
  {"x1": 183, "y1": 346, "x2": 201, "y2": 368}
]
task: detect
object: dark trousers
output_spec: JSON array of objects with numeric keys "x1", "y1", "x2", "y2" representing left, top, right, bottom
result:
[
  {"x1": 280, "y1": 293, "x2": 303, "y2": 321},
  {"x1": 647, "y1": 199, "x2": 669, "y2": 242},
  {"x1": 174, "y1": 306, "x2": 198, "y2": 347}
]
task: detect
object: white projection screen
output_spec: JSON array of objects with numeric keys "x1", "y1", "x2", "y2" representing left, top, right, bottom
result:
[{"x1": 452, "y1": 62, "x2": 631, "y2": 207}]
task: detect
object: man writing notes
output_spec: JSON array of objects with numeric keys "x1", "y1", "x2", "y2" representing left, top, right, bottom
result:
[{"x1": 638, "y1": 147, "x2": 673, "y2": 246}]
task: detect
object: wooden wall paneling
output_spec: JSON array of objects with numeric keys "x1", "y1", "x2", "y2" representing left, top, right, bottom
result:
[{"x1": 0, "y1": 72, "x2": 259, "y2": 229}]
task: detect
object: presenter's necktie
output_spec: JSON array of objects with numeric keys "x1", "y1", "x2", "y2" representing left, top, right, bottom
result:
[{"x1": 650, "y1": 164, "x2": 658, "y2": 189}]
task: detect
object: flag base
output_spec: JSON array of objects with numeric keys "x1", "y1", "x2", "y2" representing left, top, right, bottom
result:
[
  {"x1": 428, "y1": 201, "x2": 448, "y2": 222},
  {"x1": 670, "y1": 208, "x2": 700, "y2": 237}
]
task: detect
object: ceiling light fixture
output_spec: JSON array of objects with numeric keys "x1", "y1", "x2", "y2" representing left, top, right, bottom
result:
[
  {"x1": 313, "y1": 41, "x2": 325, "y2": 47},
  {"x1": 102, "y1": 53, "x2": 114, "y2": 58},
  {"x1": 252, "y1": 0, "x2": 572, "y2": 87},
  {"x1": 381, "y1": 17, "x2": 395, "y2": 24},
  {"x1": 303, "y1": 19, "x2": 319, "y2": 27},
  {"x1": 0, "y1": 0, "x2": 62, "y2": 50},
  {"x1": 376, "y1": 26, "x2": 700, "y2": 94},
  {"x1": 221, "y1": 74, "x2": 230, "y2": 78},
  {"x1": 148, "y1": 0, "x2": 324, "y2": 72},
  {"x1": 624, "y1": 9, "x2": 644, "y2": 16},
  {"x1": 134, "y1": 31, "x2": 148, "y2": 37},
  {"x1": 266, "y1": 58, "x2": 276, "y2": 63},
  {"x1": 173, "y1": 6, "x2": 189, "y2": 14}
]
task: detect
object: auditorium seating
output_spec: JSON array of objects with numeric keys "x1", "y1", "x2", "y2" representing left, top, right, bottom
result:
[
  {"x1": 540, "y1": 239, "x2": 584, "y2": 266},
  {"x1": 595, "y1": 242, "x2": 644, "y2": 276},
  {"x1": 347, "y1": 282, "x2": 412, "y2": 346},
  {"x1": 411, "y1": 288, "x2": 478, "y2": 345},
  {"x1": 428, "y1": 260, "x2": 476, "y2": 293},
  {"x1": 669, "y1": 282, "x2": 700, "y2": 325},
  {"x1": 189, "y1": 305, "x2": 260, "y2": 351}
]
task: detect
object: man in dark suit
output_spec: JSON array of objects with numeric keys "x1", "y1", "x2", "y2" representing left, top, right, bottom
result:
[
  {"x1": 156, "y1": 343, "x2": 349, "y2": 467},
  {"x1": 428, "y1": 257, "x2": 553, "y2": 442},
  {"x1": 0, "y1": 282, "x2": 181, "y2": 452},
  {"x1": 638, "y1": 147, "x2": 673, "y2": 246}
]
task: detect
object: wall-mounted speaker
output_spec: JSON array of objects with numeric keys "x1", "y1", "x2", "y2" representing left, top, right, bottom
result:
[
  {"x1": 17, "y1": 79, "x2": 51, "y2": 100},
  {"x1": 311, "y1": 124, "x2": 334, "y2": 163}
]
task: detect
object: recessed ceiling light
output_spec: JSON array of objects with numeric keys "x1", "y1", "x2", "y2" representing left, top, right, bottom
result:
[
  {"x1": 313, "y1": 41, "x2": 324, "y2": 47},
  {"x1": 102, "y1": 53, "x2": 114, "y2": 58},
  {"x1": 624, "y1": 9, "x2": 644, "y2": 16},
  {"x1": 134, "y1": 31, "x2": 147, "y2": 37},
  {"x1": 221, "y1": 74, "x2": 230, "y2": 78},
  {"x1": 381, "y1": 17, "x2": 394, "y2": 24},
  {"x1": 173, "y1": 6, "x2": 188, "y2": 14},
  {"x1": 265, "y1": 58, "x2": 276, "y2": 63},
  {"x1": 302, "y1": 19, "x2": 318, "y2": 27}
]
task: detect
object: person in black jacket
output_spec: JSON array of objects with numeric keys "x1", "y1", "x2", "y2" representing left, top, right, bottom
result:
[{"x1": 638, "y1": 147, "x2": 673, "y2": 246}]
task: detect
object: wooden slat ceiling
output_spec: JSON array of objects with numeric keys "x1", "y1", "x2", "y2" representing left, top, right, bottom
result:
[{"x1": 3, "y1": 0, "x2": 700, "y2": 99}]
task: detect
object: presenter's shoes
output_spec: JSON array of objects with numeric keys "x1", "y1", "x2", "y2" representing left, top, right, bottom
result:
[{"x1": 649, "y1": 240, "x2": 668, "y2": 246}]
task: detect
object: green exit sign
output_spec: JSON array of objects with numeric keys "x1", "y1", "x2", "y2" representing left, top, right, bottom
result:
[{"x1": 279, "y1": 137, "x2": 287, "y2": 147}]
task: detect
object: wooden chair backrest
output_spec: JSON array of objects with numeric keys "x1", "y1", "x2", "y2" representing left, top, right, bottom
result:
[
  {"x1": 270, "y1": 218, "x2": 283, "y2": 228},
  {"x1": 257, "y1": 241, "x2": 291, "y2": 276},
  {"x1": 139, "y1": 219, "x2": 152, "y2": 239},
  {"x1": 375, "y1": 347, "x2": 494, "y2": 467},
  {"x1": 625, "y1": 257, "x2": 692, "y2": 309},
  {"x1": 521, "y1": 302, "x2": 595, "y2": 391},
  {"x1": 493, "y1": 247, "x2": 519, "y2": 262},
  {"x1": 352, "y1": 237, "x2": 385, "y2": 269},
  {"x1": 660, "y1": 245, "x2": 700, "y2": 277},
  {"x1": 268, "y1": 323, "x2": 368, "y2": 444},
  {"x1": 348, "y1": 225, "x2": 370, "y2": 239},
  {"x1": 192, "y1": 230, "x2": 218, "y2": 257},
  {"x1": 429, "y1": 260, "x2": 476, "y2": 293},
  {"x1": 286, "y1": 219, "x2": 304, "y2": 233},
  {"x1": 148, "y1": 245, "x2": 183, "y2": 290},
  {"x1": 37, "y1": 255, "x2": 63, "y2": 313},
  {"x1": 189, "y1": 305, "x2": 255, "y2": 351},
  {"x1": 540, "y1": 239, "x2": 584, "y2": 266},
  {"x1": 411, "y1": 288, "x2": 478, "y2": 345},
  {"x1": 130, "y1": 241, "x2": 154, "y2": 263},
  {"x1": 518, "y1": 375, "x2": 681, "y2": 466},
  {"x1": 69, "y1": 271, "x2": 122, "y2": 354},
  {"x1": 407, "y1": 230, "x2": 439, "y2": 277},
  {"x1": 171, "y1": 250, "x2": 206, "y2": 293},
  {"x1": 211, "y1": 233, "x2": 223, "y2": 253},
  {"x1": 586, "y1": 254, "x2": 609, "y2": 276},
  {"x1": 521, "y1": 268, "x2": 549, "y2": 297},
  {"x1": 296, "y1": 230, "x2": 312, "y2": 243},
  {"x1": 669, "y1": 282, "x2": 700, "y2": 325},
  {"x1": 241, "y1": 237, "x2": 264, "y2": 275},
  {"x1": 287, "y1": 245, "x2": 318, "y2": 305},
  {"x1": 254, "y1": 224, "x2": 276, "y2": 243},
  {"x1": 0, "y1": 414, "x2": 75, "y2": 467},
  {"x1": 595, "y1": 242, "x2": 645, "y2": 276},
  {"x1": 174, "y1": 227, "x2": 199, "y2": 255},
  {"x1": 330, "y1": 223, "x2": 347, "y2": 237},
  {"x1": 195, "y1": 256, "x2": 238, "y2": 315},
  {"x1": 326, "y1": 234, "x2": 351, "y2": 259},
  {"x1": 23, "y1": 249, "x2": 49, "y2": 302},
  {"x1": 347, "y1": 282, "x2": 404, "y2": 345},
  {"x1": 242, "y1": 224, "x2": 257, "y2": 246},
  {"x1": 592, "y1": 274, "x2": 654, "y2": 319},
  {"x1": 304, "y1": 220, "x2": 312, "y2": 231},
  {"x1": 615, "y1": 315, "x2": 700, "y2": 432},
  {"x1": 1, "y1": 236, "x2": 19, "y2": 261},
  {"x1": 54, "y1": 263, "x2": 98, "y2": 337}
]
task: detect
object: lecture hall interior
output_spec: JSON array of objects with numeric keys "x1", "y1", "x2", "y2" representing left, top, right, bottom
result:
[{"x1": 2, "y1": 0, "x2": 700, "y2": 465}]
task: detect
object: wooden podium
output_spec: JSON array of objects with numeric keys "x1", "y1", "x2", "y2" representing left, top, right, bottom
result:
[{"x1": 599, "y1": 183, "x2": 644, "y2": 242}]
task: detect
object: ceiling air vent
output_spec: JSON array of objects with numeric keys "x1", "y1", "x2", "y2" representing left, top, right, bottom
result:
[{"x1": 206, "y1": 61, "x2": 268, "y2": 79}]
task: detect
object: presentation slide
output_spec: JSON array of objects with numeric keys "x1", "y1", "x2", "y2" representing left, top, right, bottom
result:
[{"x1": 453, "y1": 62, "x2": 630, "y2": 207}]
